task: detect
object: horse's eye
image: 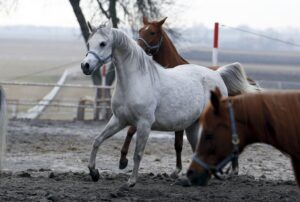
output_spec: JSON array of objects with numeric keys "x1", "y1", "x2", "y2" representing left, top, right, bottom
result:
[
  {"x1": 150, "y1": 32, "x2": 156, "y2": 35},
  {"x1": 100, "y1": 42, "x2": 106, "y2": 47}
]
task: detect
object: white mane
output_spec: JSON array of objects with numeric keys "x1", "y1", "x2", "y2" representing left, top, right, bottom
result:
[{"x1": 111, "y1": 28, "x2": 160, "y2": 82}]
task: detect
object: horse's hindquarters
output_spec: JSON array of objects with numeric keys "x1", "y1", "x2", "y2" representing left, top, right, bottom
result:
[{"x1": 151, "y1": 65, "x2": 227, "y2": 131}]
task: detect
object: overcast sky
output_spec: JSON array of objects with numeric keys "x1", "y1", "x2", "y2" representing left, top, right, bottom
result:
[{"x1": 1, "y1": 0, "x2": 300, "y2": 30}]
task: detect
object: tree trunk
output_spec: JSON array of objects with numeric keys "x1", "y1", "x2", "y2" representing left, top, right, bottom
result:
[
  {"x1": 109, "y1": 0, "x2": 118, "y2": 28},
  {"x1": 69, "y1": 0, "x2": 89, "y2": 44},
  {"x1": 69, "y1": 0, "x2": 105, "y2": 120},
  {"x1": 91, "y1": 68, "x2": 102, "y2": 120}
]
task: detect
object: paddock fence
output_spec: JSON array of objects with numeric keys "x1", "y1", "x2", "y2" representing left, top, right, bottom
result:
[
  {"x1": 1, "y1": 79, "x2": 299, "y2": 120},
  {"x1": 0, "y1": 81, "x2": 113, "y2": 120}
]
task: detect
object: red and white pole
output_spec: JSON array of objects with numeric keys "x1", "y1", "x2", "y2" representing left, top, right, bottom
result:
[
  {"x1": 101, "y1": 65, "x2": 106, "y2": 86},
  {"x1": 212, "y1": 22, "x2": 219, "y2": 66}
]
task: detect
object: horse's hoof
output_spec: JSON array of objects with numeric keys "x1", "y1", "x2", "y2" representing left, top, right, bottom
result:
[
  {"x1": 89, "y1": 168, "x2": 100, "y2": 182},
  {"x1": 119, "y1": 158, "x2": 128, "y2": 170},
  {"x1": 129, "y1": 182, "x2": 136, "y2": 188},
  {"x1": 170, "y1": 168, "x2": 181, "y2": 179},
  {"x1": 172, "y1": 176, "x2": 191, "y2": 187},
  {"x1": 119, "y1": 183, "x2": 130, "y2": 192},
  {"x1": 170, "y1": 171, "x2": 179, "y2": 179}
]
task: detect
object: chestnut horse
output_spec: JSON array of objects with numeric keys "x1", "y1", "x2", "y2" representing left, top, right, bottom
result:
[
  {"x1": 119, "y1": 17, "x2": 260, "y2": 177},
  {"x1": 187, "y1": 88, "x2": 300, "y2": 186}
]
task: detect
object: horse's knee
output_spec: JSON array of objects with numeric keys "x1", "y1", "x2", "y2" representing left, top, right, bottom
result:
[
  {"x1": 133, "y1": 152, "x2": 142, "y2": 163},
  {"x1": 93, "y1": 139, "x2": 101, "y2": 148},
  {"x1": 128, "y1": 126, "x2": 137, "y2": 136}
]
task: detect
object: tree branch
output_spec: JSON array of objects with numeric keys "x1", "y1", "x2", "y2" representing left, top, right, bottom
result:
[
  {"x1": 118, "y1": 1, "x2": 130, "y2": 16},
  {"x1": 96, "y1": 0, "x2": 110, "y2": 19}
]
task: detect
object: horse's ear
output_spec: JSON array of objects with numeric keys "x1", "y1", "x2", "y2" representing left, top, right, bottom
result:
[
  {"x1": 87, "y1": 21, "x2": 96, "y2": 32},
  {"x1": 157, "y1": 17, "x2": 167, "y2": 26},
  {"x1": 210, "y1": 87, "x2": 222, "y2": 115},
  {"x1": 143, "y1": 16, "x2": 149, "y2": 25},
  {"x1": 102, "y1": 19, "x2": 113, "y2": 35}
]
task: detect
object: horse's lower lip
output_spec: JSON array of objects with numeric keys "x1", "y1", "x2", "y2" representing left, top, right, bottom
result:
[
  {"x1": 187, "y1": 171, "x2": 209, "y2": 186},
  {"x1": 82, "y1": 69, "x2": 92, "y2": 75}
]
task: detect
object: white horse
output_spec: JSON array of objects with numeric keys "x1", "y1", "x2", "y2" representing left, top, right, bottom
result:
[
  {"x1": 80, "y1": 21, "x2": 252, "y2": 187},
  {"x1": 0, "y1": 86, "x2": 7, "y2": 171}
]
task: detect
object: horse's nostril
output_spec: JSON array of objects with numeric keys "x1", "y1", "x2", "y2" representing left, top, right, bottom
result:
[
  {"x1": 81, "y1": 63, "x2": 90, "y2": 72},
  {"x1": 187, "y1": 169, "x2": 194, "y2": 178}
]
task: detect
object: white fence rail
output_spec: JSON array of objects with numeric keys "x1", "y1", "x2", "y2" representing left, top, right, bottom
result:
[
  {"x1": 0, "y1": 80, "x2": 299, "y2": 120},
  {"x1": 0, "y1": 81, "x2": 112, "y2": 120},
  {"x1": 257, "y1": 80, "x2": 300, "y2": 90}
]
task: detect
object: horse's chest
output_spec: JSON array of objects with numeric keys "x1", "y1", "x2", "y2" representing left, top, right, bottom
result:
[{"x1": 111, "y1": 98, "x2": 137, "y2": 122}]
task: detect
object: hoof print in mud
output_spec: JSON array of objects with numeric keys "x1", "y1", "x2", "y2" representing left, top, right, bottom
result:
[
  {"x1": 119, "y1": 158, "x2": 128, "y2": 170},
  {"x1": 89, "y1": 168, "x2": 100, "y2": 182}
]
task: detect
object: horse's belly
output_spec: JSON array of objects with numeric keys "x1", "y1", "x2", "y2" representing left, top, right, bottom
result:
[
  {"x1": 151, "y1": 97, "x2": 203, "y2": 131},
  {"x1": 151, "y1": 116, "x2": 199, "y2": 131}
]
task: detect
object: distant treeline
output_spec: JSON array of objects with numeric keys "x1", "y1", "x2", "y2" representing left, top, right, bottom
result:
[{"x1": 1, "y1": 24, "x2": 300, "y2": 52}]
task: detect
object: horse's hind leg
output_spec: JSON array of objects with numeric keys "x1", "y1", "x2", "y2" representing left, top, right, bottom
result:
[
  {"x1": 119, "y1": 126, "x2": 137, "y2": 169},
  {"x1": 291, "y1": 157, "x2": 300, "y2": 186},
  {"x1": 88, "y1": 115, "x2": 126, "y2": 182},
  {"x1": 170, "y1": 131, "x2": 184, "y2": 178},
  {"x1": 185, "y1": 121, "x2": 200, "y2": 152}
]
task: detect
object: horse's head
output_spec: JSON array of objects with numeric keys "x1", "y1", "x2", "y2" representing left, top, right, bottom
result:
[
  {"x1": 81, "y1": 21, "x2": 113, "y2": 75},
  {"x1": 187, "y1": 87, "x2": 240, "y2": 186},
  {"x1": 138, "y1": 16, "x2": 167, "y2": 55}
]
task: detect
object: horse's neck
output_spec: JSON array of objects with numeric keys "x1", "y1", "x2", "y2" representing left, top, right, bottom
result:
[
  {"x1": 233, "y1": 95, "x2": 284, "y2": 149},
  {"x1": 231, "y1": 97, "x2": 264, "y2": 150},
  {"x1": 153, "y1": 30, "x2": 188, "y2": 68},
  {"x1": 112, "y1": 29, "x2": 160, "y2": 89}
]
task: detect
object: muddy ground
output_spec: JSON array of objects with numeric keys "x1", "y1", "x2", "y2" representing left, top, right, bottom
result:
[{"x1": 1, "y1": 119, "x2": 299, "y2": 201}]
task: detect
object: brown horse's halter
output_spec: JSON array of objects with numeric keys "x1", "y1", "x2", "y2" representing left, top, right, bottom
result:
[
  {"x1": 137, "y1": 36, "x2": 163, "y2": 55},
  {"x1": 192, "y1": 101, "x2": 240, "y2": 180}
]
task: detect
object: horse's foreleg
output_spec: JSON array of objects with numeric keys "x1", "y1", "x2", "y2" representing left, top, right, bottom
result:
[
  {"x1": 170, "y1": 131, "x2": 184, "y2": 178},
  {"x1": 88, "y1": 115, "x2": 126, "y2": 181},
  {"x1": 126, "y1": 121, "x2": 151, "y2": 187},
  {"x1": 119, "y1": 126, "x2": 137, "y2": 169},
  {"x1": 291, "y1": 157, "x2": 300, "y2": 187}
]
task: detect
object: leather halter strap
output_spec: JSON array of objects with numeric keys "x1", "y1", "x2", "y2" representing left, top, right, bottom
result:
[
  {"x1": 137, "y1": 36, "x2": 163, "y2": 54},
  {"x1": 86, "y1": 50, "x2": 112, "y2": 64}
]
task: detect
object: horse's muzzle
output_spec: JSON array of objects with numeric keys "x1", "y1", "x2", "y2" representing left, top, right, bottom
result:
[
  {"x1": 81, "y1": 62, "x2": 92, "y2": 75},
  {"x1": 186, "y1": 168, "x2": 210, "y2": 186}
]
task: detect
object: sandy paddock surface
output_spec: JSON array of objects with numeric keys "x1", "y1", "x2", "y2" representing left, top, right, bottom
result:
[{"x1": 0, "y1": 119, "x2": 299, "y2": 201}]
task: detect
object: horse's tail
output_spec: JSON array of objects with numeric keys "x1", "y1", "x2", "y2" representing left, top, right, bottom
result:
[
  {"x1": 0, "y1": 86, "x2": 7, "y2": 171},
  {"x1": 217, "y1": 62, "x2": 262, "y2": 96}
]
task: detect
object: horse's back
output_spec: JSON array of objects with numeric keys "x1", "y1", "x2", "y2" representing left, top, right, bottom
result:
[{"x1": 160, "y1": 63, "x2": 227, "y2": 97}]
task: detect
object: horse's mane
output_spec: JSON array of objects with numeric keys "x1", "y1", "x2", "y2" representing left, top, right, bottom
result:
[
  {"x1": 111, "y1": 28, "x2": 161, "y2": 82},
  {"x1": 229, "y1": 91, "x2": 300, "y2": 154},
  {"x1": 160, "y1": 30, "x2": 188, "y2": 65}
]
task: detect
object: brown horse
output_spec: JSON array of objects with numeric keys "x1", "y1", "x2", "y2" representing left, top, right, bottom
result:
[
  {"x1": 187, "y1": 88, "x2": 300, "y2": 186},
  {"x1": 119, "y1": 17, "x2": 259, "y2": 177}
]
